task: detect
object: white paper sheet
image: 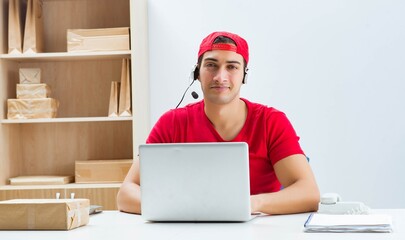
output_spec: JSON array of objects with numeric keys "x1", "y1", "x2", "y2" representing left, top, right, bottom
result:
[{"x1": 304, "y1": 213, "x2": 393, "y2": 233}]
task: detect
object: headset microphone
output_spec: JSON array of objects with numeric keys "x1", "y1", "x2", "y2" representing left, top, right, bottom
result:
[
  {"x1": 191, "y1": 91, "x2": 199, "y2": 99},
  {"x1": 175, "y1": 65, "x2": 199, "y2": 109}
]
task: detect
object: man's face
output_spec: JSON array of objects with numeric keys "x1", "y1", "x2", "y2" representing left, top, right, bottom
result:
[{"x1": 198, "y1": 49, "x2": 245, "y2": 105}]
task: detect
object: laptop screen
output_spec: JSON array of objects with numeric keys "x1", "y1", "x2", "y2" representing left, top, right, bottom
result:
[{"x1": 139, "y1": 142, "x2": 252, "y2": 222}]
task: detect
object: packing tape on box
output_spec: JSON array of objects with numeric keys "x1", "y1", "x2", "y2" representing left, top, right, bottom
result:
[
  {"x1": 68, "y1": 203, "x2": 78, "y2": 229},
  {"x1": 18, "y1": 88, "x2": 48, "y2": 95},
  {"x1": 67, "y1": 202, "x2": 89, "y2": 229}
]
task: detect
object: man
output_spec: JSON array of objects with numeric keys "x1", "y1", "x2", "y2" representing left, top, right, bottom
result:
[{"x1": 117, "y1": 31, "x2": 320, "y2": 214}]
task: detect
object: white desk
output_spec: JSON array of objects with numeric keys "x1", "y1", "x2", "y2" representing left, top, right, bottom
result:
[{"x1": 1, "y1": 209, "x2": 404, "y2": 240}]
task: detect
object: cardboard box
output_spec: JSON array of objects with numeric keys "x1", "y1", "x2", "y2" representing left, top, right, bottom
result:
[
  {"x1": 0, "y1": 199, "x2": 90, "y2": 230},
  {"x1": 75, "y1": 159, "x2": 133, "y2": 183},
  {"x1": 67, "y1": 27, "x2": 130, "y2": 52},
  {"x1": 7, "y1": 98, "x2": 59, "y2": 119},
  {"x1": 9, "y1": 176, "x2": 74, "y2": 185},
  {"x1": 19, "y1": 68, "x2": 41, "y2": 84},
  {"x1": 16, "y1": 83, "x2": 51, "y2": 99}
]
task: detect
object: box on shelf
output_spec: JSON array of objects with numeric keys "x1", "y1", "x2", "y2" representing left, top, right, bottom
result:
[
  {"x1": 0, "y1": 199, "x2": 90, "y2": 230},
  {"x1": 16, "y1": 83, "x2": 51, "y2": 99},
  {"x1": 75, "y1": 159, "x2": 133, "y2": 183},
  {"x1": 19, "y1": 68, "x2": 41, "y2": 84},
  {"x1": 67, "y1": 27, "x2": 130, "y2": 52},
  {"x1": 9, "y1": 175, "x2": 74, "y2": 186},
  {"x1": 7, "y1": 98, "x2": 59, "y2": 119}
]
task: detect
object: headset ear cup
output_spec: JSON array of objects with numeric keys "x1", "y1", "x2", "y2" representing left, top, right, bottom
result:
[
  {"x1": 193, "y1": 66, "x2": 200, "y2": 80},
  {"x1": 243, "y1": 68, "x2": 249, "y2": 84}
]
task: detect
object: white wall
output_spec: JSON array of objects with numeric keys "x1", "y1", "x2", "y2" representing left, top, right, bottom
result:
[{"x1": 147, "y1": 0, "x2": 405, "y2": 208}]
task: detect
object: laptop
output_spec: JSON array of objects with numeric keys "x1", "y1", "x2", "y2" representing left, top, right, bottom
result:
[{"x1": 139, "y1": 142, "x2": 253, "y2": 222}]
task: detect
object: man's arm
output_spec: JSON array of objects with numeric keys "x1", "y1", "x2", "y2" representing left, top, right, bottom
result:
[
  {"x1": 250, "y1": 154, "x2": 320, "y2": 215},
  {"x1": 116, "y1": 159, "x2": 142, "y2": 214},
  {"x1": 116, "y1": 110, "x2": 175, "y2": 214}
]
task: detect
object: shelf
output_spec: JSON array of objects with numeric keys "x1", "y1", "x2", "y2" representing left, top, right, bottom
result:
[
  {"x1": 0, "y1": 50, "x2": 131, "y2": 62},
  {"x1": 1, "y1": 116, "x2": 133, "y2": 124},
  {"x1": 0, "y1": 183, "x2": 121, "y2": 190}
]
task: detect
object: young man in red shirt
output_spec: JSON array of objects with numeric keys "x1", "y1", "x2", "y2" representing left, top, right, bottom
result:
[{"x1": 117, "y1": 31, "x2": 320, "y2": 214}]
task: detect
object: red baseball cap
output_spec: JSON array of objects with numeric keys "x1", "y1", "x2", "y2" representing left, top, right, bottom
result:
[{"x1": 198, "y1": 31, "x2": 249, "y2": 64}]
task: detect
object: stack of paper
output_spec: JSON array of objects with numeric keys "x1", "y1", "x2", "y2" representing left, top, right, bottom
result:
[{"x1": 304, "y1": 213, "x2": 393, "y2": 233}]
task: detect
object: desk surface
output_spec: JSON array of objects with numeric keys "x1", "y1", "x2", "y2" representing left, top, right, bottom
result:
[{"x1": 1, "y1": 209, "x2": 404, "y2": 240}]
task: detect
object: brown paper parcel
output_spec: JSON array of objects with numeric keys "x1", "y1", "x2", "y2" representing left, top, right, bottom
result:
[
  {"x1": 7, "y1": 98, "x2": 59, "y2": 119},
  {"x1": 108, "y1": 81, "x2": 120, "y2": 117},
  {"x1": 17, "y1": 84, "x2": 51, "y2": 99},
  {"x1": 19, "y1": 68, "x2": 41, "y2": 84},
  {"x1": 118, "y1": 58, "x2": 131, "y2": 116},
  {"x1": 75, "y1": 159, "x2": 133, "y2": 183},
  {"x1": 0, "y1": 199, "x2": 90, "y2": 230},
  {"x1": 67, "y1": 27, "x2": 130, "y2": 52},
  {"x1": 23, "y1": 0, "x2": 44, "y2": 53},
  {"x1": 8, "y1": 0, "x2": 24, "y2": 54}
]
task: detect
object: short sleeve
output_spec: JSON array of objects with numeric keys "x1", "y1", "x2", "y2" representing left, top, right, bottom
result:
[
  {"x1": 267, "y1": 112, "x2": 304, "y2": 165},
  {"x1": 146, "y1": 110, "x2": 176, "y2": 143}
]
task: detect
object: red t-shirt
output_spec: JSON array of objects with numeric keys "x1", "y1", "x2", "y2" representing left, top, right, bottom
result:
[{"x1": 146, "y1": 98, "x2": 304, "y2": 195}]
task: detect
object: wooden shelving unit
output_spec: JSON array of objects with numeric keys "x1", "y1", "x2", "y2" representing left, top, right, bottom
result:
[{"x1": 0, "y1": 0, "x2": 150, "y2": 210}]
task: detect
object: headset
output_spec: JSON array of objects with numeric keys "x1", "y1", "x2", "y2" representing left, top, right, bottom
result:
[
  {"x1": 191, "y1": 64, "x2": 249, "y2": 83},
  {"x1": 175, "y1": 64, "x2": 249, "y2": 109}
]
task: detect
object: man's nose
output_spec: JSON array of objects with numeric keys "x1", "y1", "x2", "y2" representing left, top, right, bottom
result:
[{"x1": 213, "y1": 67, "x2": 229, "y2": 82}]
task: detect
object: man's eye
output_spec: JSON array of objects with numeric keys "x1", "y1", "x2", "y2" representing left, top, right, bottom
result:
[{"x1": 227, "y1": 65, "x2": 237, "y2": 70}]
